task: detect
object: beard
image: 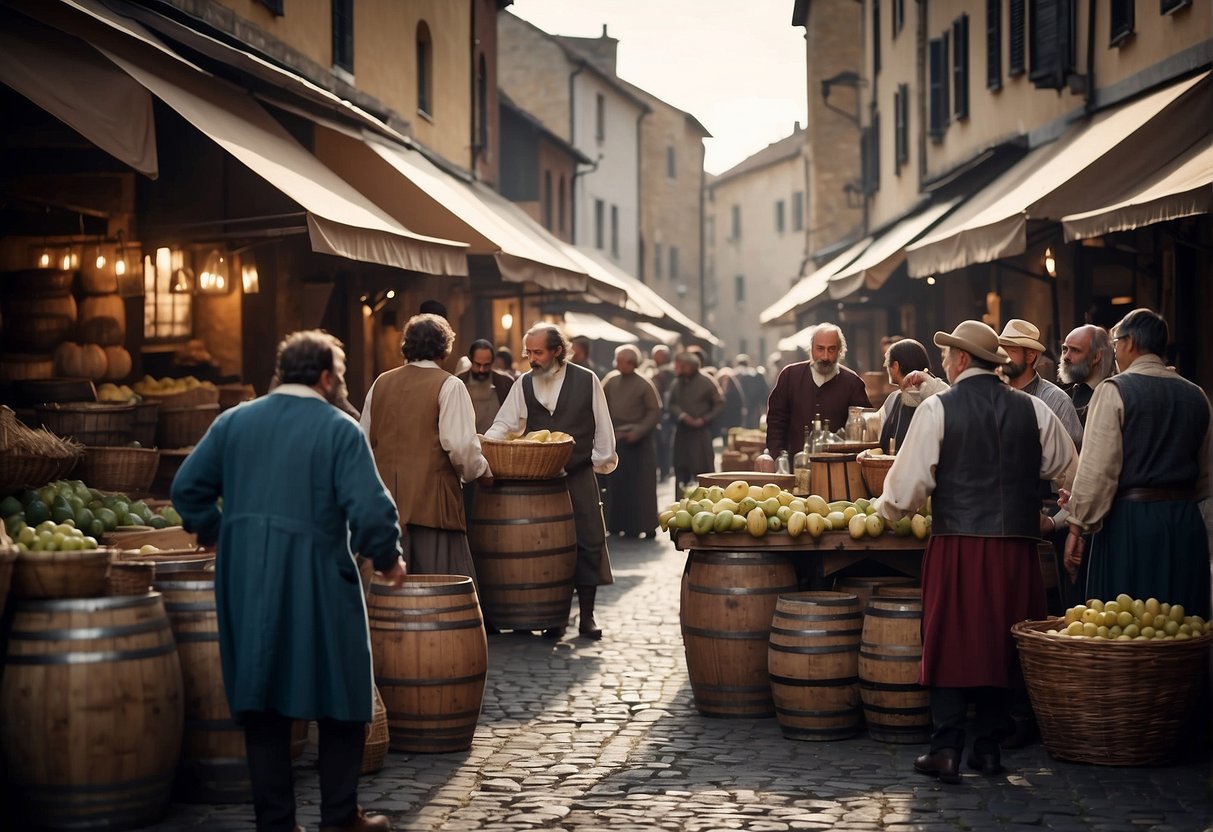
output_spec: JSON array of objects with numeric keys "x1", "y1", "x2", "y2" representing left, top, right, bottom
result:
[
  {"x1": 530, "y1": 359, "x2": 556, "y2": 378},
  {"x1": 1002, "y1": 360, "x2": 1027, "y2": 380},
  {"x1": 470, "y1": 370, "x2": 491, "y2": 382},
  {"x1": 1058, "y1": 355, "x2": 1090, "y2": 385},
  {"x1": 812, "y1": 358, "x2": 837, "y2": 376}
]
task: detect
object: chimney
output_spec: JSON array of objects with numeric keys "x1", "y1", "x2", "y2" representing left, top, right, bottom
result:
[
  {"x1": 601, "y1": 24, "x2": 608, "y2": 38},
  {"x1": 794, "y1": 121, "x2": 802, "y2": 132}
]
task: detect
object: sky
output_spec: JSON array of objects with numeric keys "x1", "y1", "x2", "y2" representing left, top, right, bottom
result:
[{"x1": 505, "y1": 0, "x2": 808, "y2": 177}]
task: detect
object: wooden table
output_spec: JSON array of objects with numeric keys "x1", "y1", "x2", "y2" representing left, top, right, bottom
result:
[{"x1": 673, "y1": 530, "x2": 927, "y2": 580}]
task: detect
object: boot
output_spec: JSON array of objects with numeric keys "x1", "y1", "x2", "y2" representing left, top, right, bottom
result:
[
  {"x1": 577, "y1": 585, "x2": 602, "y2": 640},
  {"x1": 319, "y1": 804, "x2": 391, "y2": 831}
]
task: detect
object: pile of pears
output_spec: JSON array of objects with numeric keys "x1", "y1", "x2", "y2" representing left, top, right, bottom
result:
[{"x1": 1049, "y1": 595, "x2": 1210, "y2": 641}]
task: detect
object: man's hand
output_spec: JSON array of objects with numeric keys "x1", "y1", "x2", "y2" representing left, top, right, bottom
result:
[
  {"x1": 1063, "y1": 527, "x2": 1084, "y2": 582},
  {"x1": 900, "y1": 370, "x2": 930, "y2": 391},
  {"x1": 376, "y1": 556, "x2": 407, "y2": 588},
  {"x1": 1038, "y1": 513, "x2": 1056, "y2": 537},
  {"x1": 1057, "y1": 488, "x2": 1071, "y2": 507}
]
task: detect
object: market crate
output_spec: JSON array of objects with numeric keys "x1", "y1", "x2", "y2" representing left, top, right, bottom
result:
[
  {"x1": 75, "y1": 446, "x2": 160, "y2": 495},
  {"x1": 157, "y1": 404, "x2": 219, "y2": 449},
  {"x1": 37, "y1": 402, "x2": 135, "y2": 446}
]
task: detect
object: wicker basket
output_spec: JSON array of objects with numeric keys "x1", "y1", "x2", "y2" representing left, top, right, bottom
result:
[
  {"x1": 361, "y1": 684, "x2": 389, "y2": 774},
  {"x1": 0, "y1": 546, "x2": 16, "y2": 620},
  {"x1": 76, "y1": 446, "x2": 160, "y2": 494},
  {"x1": 1013, "y1": 618, "x2": 1213, "y2": 766},
  {"x1": 480, "y1": 436, "x2": 573, "y2": 480},
  {"x1": 107, "y1": 560, "x2": 156, "y2": 596},
  {"x1": 157, "y1": 404, "x2": 219, "y2": 448},
  {"x1": 856, "y1": 450, "x2": 896, "y2": 497},
  {"x1": 0, "y1": 449, "x2": 81, "y2": 493},
  {"x1": 141, "y1": 386, "x2": 220, "y2": 408},
  {"x1": 11, "y1": 548, "x2": 114, "y2": 600},
  {"x1": 131, "y1": 399, "x2": 160, "y2": 447},
  {"x1": 37, "y1": 402, "x2": 135, "y2": 446}
]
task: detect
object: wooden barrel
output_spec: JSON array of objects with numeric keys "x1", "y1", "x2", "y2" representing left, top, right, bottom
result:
[
  {"x1": 858, "y1": 595, "x2": 931, "y2": 744},
  {"x1": 768, "y1": 591, "x2": 863, "y2": 741},
  {"x1": 808, "y1": 452, "x2": 868, "y2": 503},
  {"x1": 1, "y1": 593, "x2": 183, "y2": 829},
  {"x1": 680, "y1": 550, "x2": 797, "y2": 718},
  {"x1": 834, "y1": 575, "x2": 917, "y2": 612},
  {"x1": 467, "y1": 478, "x2": 576, "y2": 631},
  {"x1": 873, "y1": 584, "x2": 922, "y2": 600},
  {"x1": 368, "y1": 574, "x2": 488, "y2": 753}
]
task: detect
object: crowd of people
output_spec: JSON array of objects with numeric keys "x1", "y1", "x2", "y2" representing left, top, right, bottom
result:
[{"x1": 169, "y1": 302, "x2": 1210, "y2": 826}]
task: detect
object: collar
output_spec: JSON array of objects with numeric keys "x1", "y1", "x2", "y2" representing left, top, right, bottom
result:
[
  {"x1": 270, "y1": 383, "x2": 326, "y2": 401},
  {"x1": 954, "y1": 367, "x2": 1000, "y2": 384},
  {"x1": 407, "y1": 359, "x2": 439, "y2": 369},
  {"x1": 810, "y1": 363, "x2": 840, "y2": 386},
  {"x1": 1125, "y1": 354, "x2": 1166, "y2": 372}
]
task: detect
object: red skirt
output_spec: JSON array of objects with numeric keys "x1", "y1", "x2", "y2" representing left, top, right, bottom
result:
[{"x1": 918, "y1": 535, "x2": 1046, "y2": 688}]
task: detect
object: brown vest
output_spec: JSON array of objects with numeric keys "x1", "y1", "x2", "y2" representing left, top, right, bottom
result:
[{"x1": 368, "y1": 364, "x2": 465, "y2": 531}]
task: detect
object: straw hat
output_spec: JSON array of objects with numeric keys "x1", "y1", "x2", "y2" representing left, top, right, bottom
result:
[
  {"x1": 997, "y1": 319, "x2": 1047, "y2": 352},
  {"x1": 933, "y1": 320, "x2": 1010, "y2": 365}
]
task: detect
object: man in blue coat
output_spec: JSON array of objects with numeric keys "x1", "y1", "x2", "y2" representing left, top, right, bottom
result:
[{"x1": 173, "y1": 330, "x2": 405, "y2": 832}]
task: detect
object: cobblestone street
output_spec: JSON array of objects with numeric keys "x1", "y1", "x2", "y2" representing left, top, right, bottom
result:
[{"x1": 144, "y1": 504, "x2": 1213, "y2": 832}]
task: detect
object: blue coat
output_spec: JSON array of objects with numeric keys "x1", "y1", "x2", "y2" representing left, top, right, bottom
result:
[{"x1": 171, "y1": 389, "x2": 403, "y2": 722}]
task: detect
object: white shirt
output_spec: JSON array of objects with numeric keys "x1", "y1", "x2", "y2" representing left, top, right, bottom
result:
[
  {"x1": 360, "y1": 360, "x2": 490, "y2": 482},
  {"x1": 810, "y1": 363, "x2": 840, "y2": 387},
  {"x1": 876, "y1": 374, "x2": 950, "y2": 433},
  {"x1": 486, "y1": 362, "x2": 618, "y2": 475},
  {"x1": 876, "y1": 368, "x2": 1077, "y2": 522}
]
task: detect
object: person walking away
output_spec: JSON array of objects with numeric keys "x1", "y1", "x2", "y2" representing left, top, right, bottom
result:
[
  {"x1": 876, "y1": 320, "x2": 1075, "y2": 783},
  {"x1": 667, "y1": 351, "x2": 723, "y2": 501},
  {"x1": 361, "y1": 314, "x2": 493, "y2": 584},
  {"x1": 1058, "y1": 324, "x2": 1115, "y2": 424},
  {"x1": 601, "y1": 344, "x2": 663, "y2": 538},
  {"x1": 1063, "y1": 308, "x2": 1211, "y2": 619},
  {"x1": 172, "y1": 330, "x2": 404, "y2": 832},
  {"x1": 764, "y1": 322, "x2": 870, "y2": 458},
  {"x1": 486, "y1": 323, "x2": 617, "y2": 639},
  {"x1": 877, "y1": 338, "x2": 948, "y2": 454}
]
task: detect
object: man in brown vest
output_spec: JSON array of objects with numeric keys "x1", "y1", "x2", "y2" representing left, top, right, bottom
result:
[
  {"x1": 361, "y1": 314, "x2": 493, "y2": 582},
  {"x1": 486, "y1": 323, "x2": 617, "y2": 639}
]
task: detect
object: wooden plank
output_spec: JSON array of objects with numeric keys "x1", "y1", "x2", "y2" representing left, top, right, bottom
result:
[{"x1": 672, "y1": 530, "x2": 927, "y2": 554}]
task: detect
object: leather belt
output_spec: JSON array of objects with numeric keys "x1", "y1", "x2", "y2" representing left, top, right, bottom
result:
[{"x1": 1117, "y1": 487, "x2": 1197, "y2": 503}]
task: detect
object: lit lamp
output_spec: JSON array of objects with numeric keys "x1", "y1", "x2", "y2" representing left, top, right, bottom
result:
[
  {"x1": 1044, "y1": 247, "x2": 1057, "y2": 278},
  {"x1": 240, "y1": 252, "x2": 260, "y2": 294},
  {"x1": 925, "y1": 276, "x2": 936, "y2": 286},
  {"x1": 169, "y1": 248, "x2": 193, "y2": 294},
  {"x1": 197, "y1": 249, "x2": 230, "y2": 294},
  {"x1": 500, "y1": 311, "x2": 514, "y2": 331}
]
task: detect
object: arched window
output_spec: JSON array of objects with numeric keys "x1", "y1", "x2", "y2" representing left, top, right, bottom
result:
[
  {"x1": 477, "y1": 53, "x2": 488, "y2": 151},
  {"x1": 543, "y1": 171, "x2": 553, "y2": 230},
  {"x1": 416, "y1": 21, "x2": 432, "y2": 117}
]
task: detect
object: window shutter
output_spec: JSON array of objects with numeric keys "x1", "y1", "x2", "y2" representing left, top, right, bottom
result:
[
  {"x1": 953, "y1": 15, "x2": 970, "y2": 119},
  {"x1": 1109, "y1": 0, "x2": 1134, "y2": 45},
  {"x1": 1008, "y1": 0, "x2": 1026, "y2": 76},
  {"x1": 1029, "y1": 0, "x2": 1075, "y2": 91},
  {"x1": 894, "y1": 83, "x2": 908, "y2": 174},
  {"x1": 1160, "y1": 0, "x2": 1192, "y2": 15},
  {"x1": 873, "y1": 0, "x2": 882, "y2": 75},
  {"x1": 259, "y1": 0, "x2": 283, "y2": 15},
  {"x1": 928, "y1": 37, "x2": 946, "y2": 139},
  {"x1": 987, "y1": 0, "x2": 1002, "y2": 90},
  {"x1": 332, "y1": 0, "x2": 354, "y2": 73},
  {"x1": 861, "y1": 112, "x2": 881, "y2": 195}
]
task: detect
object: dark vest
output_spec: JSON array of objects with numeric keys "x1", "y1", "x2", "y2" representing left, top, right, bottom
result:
[
  {"x1": 1111, "y1": 373, "x2": 1209, "y2": 491},
  {"x1": 933, "y1": 374, "x2": 1042, "y2": 539},
  {"x1": 523, "y1": 362, "x2": 596, "y2": 472},
  {"x1": 879, "y1": 394, "x2": 916, "y2": 454}
]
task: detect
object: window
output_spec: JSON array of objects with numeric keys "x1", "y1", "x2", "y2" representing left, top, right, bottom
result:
[
  {"x1": 1009, "y1": 0, "x2": 1026, "y2": 76},
  {"x1": 892, "y1": 0, "x2": 905, "y2": 38},
  {"x1": 873, "y1": 0, "x2": 882, "y2": 75},
  {"x1": 654, "y1": 242, "x2": 663, "y2": 278},
  {"x1": 953, "y1": 15, "x2": 970, "y2": 119},
  {"x1": 595, "y1": 93, "x2": 605, "y2": 142},
  {"x1": 894, "y1": 83, "x2": 909, "y2": 174},
  {"x1": 669, "y1": 246, "x2": 679, "y2": 279},
  {"x1": 1110, "y1": 0, "x2": 1134, "y2": 45},
  {"x1": 332, "y1": 0, "x2": 353, "y2": 73},
  {"x1": 416, "y1": 21, "x2": 432, "y2": 116},
  {"x1": 594, "y1": 199, "x2": 605, "y2": 249},
  {"x1": 928, "y1": 35, "x2": 950, "y2": 139},
  {"x1": 739, "y1": 337, "x2": 748, "y2": 356},
  {"x1": 1160, "y1": 0, "x2": 1192, "y2": 14},
  {"x1": 987, "y1": 0, "x2": 1002, "y2": 90},
  {"x1": 259, "y1": 0, "x2": 283, "y2": 14},
  {"x1": 861, "y1": 112, "x2": 880, "y2": 194},
  {"x1": 666, "y1": 146, "x2": 676, "y2": 179},
  {"x1": 542, "y1": 171, "x2": 553, "y2": 230},
  {"x1": 143, "y1": 248, "x2": 192, "y2": 339},
  {"x1": 775, "y1": 200, "x2": 786, "y2": 233},
  {"x1": 730, "y1": 204, "x2": 741, "y2": 239},
  {"x1": 558, "y1": 175, "x2": 566, "y2": 233},
  {"x1": 610, "y1": 204, "x2": 619, "y2": 257},
  {"x1": 792, "y1": 192, "x2": 804, "y2": 231},
  {"x1": 734, "y1": 275, "x2": 745, "y2": 303},
  {"x1": 1029, "y1": 0, "x2": 1076, "y2": 91},
  {"x1": 476, "y1": 54, "x2": 489, "y2": 150}
]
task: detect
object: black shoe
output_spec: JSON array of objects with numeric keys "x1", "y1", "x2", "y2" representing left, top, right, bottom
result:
[
  {"x1": 914, "y1": 748, "x2": 961, "y2": 784},
  {"x1": 967, "y1": 741, "x2": 1004, "y2": 775},
  {"x1": 578, "y1": 615, "x2": 603, "y2": 640},
  {"x1": 998, "y1": 720, "x2": 1037, "y2": 749},
  {"x1": 541, "y1": 627, "x2": 565, "y2": 639}
]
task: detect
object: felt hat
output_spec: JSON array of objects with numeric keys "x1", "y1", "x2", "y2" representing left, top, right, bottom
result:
[
  {"x1": 997, "y1": 319, "x2": 1047, "y2": 352},
  {"x1": 934, "y1": 320, "x2": 1010, "y2": 365}
]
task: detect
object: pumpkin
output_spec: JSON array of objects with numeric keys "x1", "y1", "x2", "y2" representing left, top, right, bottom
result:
[
  {"x1": 103, "y1": 346, "x2": 132, "y2": 380},
  {"x1": 77, "y1": 294, "x2": 126, "y2": 344},
  {"x1": 78, "y1": 315, "x2": 125, "y2": 346},
  {"x1": 54, "y1": 342, "x2": 108, "y2": 380}
]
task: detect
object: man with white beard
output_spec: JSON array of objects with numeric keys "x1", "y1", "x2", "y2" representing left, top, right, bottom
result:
[{"x1": 1058, "y1": 325, "x2": 1115, "y2": 425}]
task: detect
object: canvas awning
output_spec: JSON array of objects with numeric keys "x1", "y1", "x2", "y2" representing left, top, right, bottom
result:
[
  {"x1": 1062, "y1": 134, "x2": 1213, "y2": 240},
  {"x1": 0, "y1": 8, "x2": 157, "y2": 177},
  {"x1": 760, "y1": 238, "x2": 871, "y2": 326},
  {"x1": 907, "y1": 72, "x2": 1208, "y2": 277},
  {"x1": 777, "y1": 323, "x2": 817, "y2": 353},
  {"x1": 827, "y1": 200, "x2": 960, "y2": 299},
  {"x1": 632, "y1": 321, "x2": 681, "y2": 344},
  {"x1": 562, "y1": 311, "x2": 638, "y2": 344}
]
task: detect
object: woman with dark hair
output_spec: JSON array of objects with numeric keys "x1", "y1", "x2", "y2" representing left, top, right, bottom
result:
[
  {"x1": 361, "y1": 314, "x2": 493, "y2": 582},
  {"x1": 877, "y1": 338, "x2": 949, "y2": 454}
]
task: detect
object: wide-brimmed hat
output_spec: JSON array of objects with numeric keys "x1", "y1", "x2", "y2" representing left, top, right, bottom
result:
[
  {"x1": 934, "y1": 320, "x2": 1010, "y2": 364},
  {"x1": 997, "y1": 319, "x2": 1046, "y2": 352}
]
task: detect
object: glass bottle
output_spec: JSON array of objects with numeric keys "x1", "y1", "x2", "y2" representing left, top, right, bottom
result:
[
  {"x1": 754, "y1": 447, "x2": 776, "y2": 473},
  {"x1": 845, "y1": 406, "x2": 866, "y2": 441},
  {"x1": 793, "y1": 426, "x2": 812, "y2": 495},
  {"x1": 776, "y1": 450, "x2": 791, "y2": 475},
  {"x1": 810, "y1": 415, "x2": 828, "y2": 453}
]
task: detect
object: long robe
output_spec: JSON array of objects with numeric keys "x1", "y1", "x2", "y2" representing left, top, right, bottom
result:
[
  {"x1": 172, "y1": 388, "x2": 402, "y2": 723},
  {"x1": 667, "y1": 371, "x2": 723, "y2": 481},
  {"x1": 601, "y1": 370, "x2": 662, "y2": 535}
]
